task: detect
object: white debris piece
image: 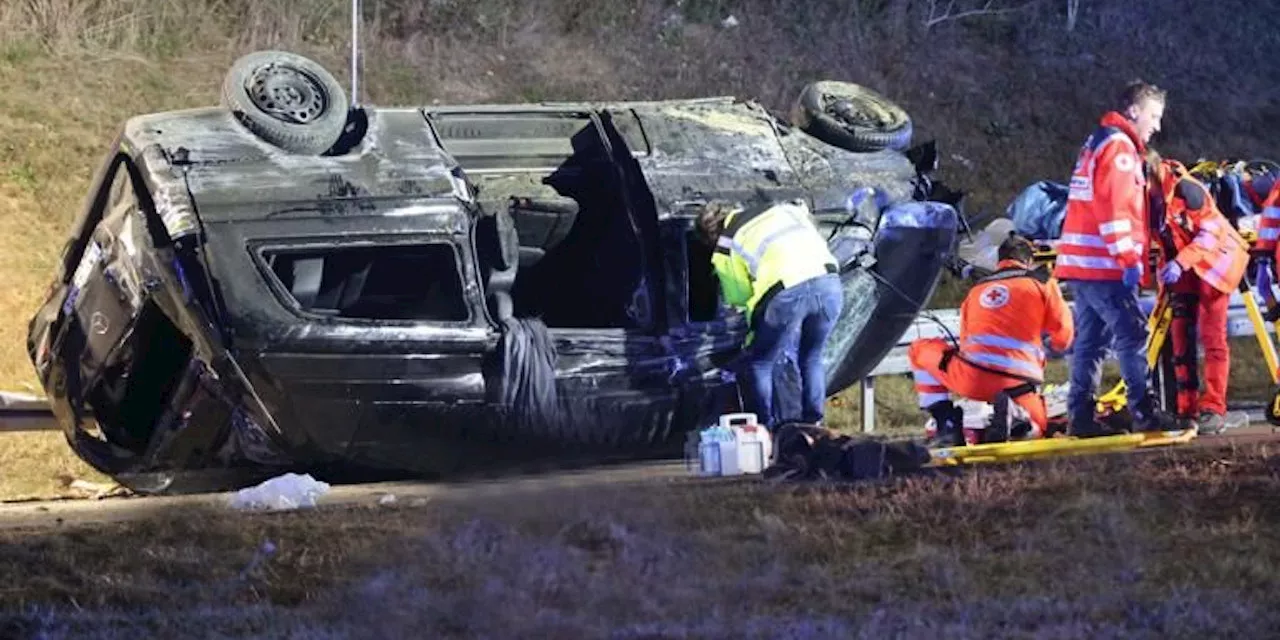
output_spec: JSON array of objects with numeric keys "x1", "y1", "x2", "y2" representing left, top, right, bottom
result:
[
  {"x1": 229, "y1": 472, "x2": 330, "y2": 511},
  {"x1": 68, "y1": 479, "x2": 131, "y2": 500},
  {"x1": 378, "y1": 494, "x2": 397, "y2": 506},
  {"x1": 956, "y1": 218, "x2": 1014, "y2": 272},
  {"x1": 721, "y1": 15, "x2": 739, "y2": 28}
]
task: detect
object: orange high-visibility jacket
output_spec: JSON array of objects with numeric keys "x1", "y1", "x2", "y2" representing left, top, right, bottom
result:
[
  {"x1": 1054, "y1": 112, "x2": 1149, "y2": 281},
  {"x1": 957, "y1": 259, "x2": 1075, "y2": 383},
  {"x1": 1153, "y1": 160, "x2": 1249, "y2": 295},
  {"x1": 1251, "y1": 180, "x2": 1280, "y2": 260}
]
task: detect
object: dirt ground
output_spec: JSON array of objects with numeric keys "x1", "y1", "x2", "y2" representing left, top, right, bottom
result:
[{"x1": 4, "y1": 439, "x2": 1280, "y2": 637}]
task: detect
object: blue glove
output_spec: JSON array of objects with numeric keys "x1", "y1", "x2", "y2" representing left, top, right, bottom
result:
[
  {"x1": 1042, "y1": 337, "x2": 1067, "y2": 359},
  {"x1": 1159, "y1": 260, "x2": 1183, "y2": 285},
  {"x1": 1122, "y1": 265, "x2": 1142, "y2": 289}
]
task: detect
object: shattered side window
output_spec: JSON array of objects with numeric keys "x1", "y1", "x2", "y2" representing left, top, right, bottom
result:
[
  {"x1": 105, "y1": 167, "x2": 136, "y2": 221},
  {"x1": 70, "y1": 161, "x2": 146, "y2": 301},
  {"x1": 260, "y1": 243, "x2": 471, "y2": 322}
]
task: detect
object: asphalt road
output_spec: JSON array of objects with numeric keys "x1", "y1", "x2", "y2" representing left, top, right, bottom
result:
[{"x1": 0, "y1": 458, "x2": 702, "y2": 531}]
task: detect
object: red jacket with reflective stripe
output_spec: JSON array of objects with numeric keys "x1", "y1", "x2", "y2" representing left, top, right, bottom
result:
[
  {"x1": 958, "y1": 260, "x2": 1075, "y2": 383},
  {"x1": 1153, "y1": 160, "x2": 1249, "y2": 295},
  {"x1": 1054, "y1": 112, "x2": 1149, "y2": 281},
  {"x1": 1252, "y1": 180, "x2": 1280, "y2": 259}
]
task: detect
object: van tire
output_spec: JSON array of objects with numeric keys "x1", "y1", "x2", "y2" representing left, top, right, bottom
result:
[
  {"x1": 221, "y1": 50, "x2": 350, "y2": 155},
  {"x1": 791, "y1": 81, "x2": 913, "y2": 153}
]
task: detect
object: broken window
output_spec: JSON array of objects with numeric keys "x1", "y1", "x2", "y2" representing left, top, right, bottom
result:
[
  {"x1": 262, "y1": 243, "x2": 470, "y2": 322},
  {"x1": 685, "y1": 228, "x2": 721, "y2": 323}
]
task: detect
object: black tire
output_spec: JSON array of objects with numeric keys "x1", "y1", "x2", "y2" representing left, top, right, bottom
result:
[
  {"x1": 221, "y1": 50, "x2": 349, "y2": 155},
  {"x1": 791, "y1": 81, "x2": 913, "y2": 153}
]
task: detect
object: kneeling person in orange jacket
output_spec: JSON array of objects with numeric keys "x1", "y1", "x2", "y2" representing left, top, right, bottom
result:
[
  {"x1": 1148, "y1": 153, "x2": 1250, "y2": 434},
  {"x1": 911, "y1": 233, "x2": 1074, "y2": 446}
]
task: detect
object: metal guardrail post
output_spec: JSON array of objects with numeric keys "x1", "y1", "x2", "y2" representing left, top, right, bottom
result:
[{"x1": 861, "y1": 377, "x2": 875, "y2": 433}]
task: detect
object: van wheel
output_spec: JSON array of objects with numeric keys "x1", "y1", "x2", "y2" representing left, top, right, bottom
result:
[
  {"x1": 221, "y1": 50, "x2": 350, "y2": 155},
  {"x1": 791, "y1": 81, "x2": 913, "y2": 153}
]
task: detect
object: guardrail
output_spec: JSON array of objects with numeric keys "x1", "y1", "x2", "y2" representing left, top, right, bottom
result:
[
  {"x1": 0, "y1": 391, "x2": 55, "y2": 433},
  {"x1": 856, "y1": 291, "x2": 1271, "y2": 432}
]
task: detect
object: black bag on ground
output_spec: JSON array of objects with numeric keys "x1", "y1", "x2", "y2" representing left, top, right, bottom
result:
[{"x1": 765, "y1": 423, "x2": 932, "y2": 481}]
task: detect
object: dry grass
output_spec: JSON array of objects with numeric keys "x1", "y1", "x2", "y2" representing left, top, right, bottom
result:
[
  {"x1": 0, "y1": 432, "x2": 109, "y2": 501},
  {"x1": 0, "y1": 0, "x2": 1279, "y2": 497},
  {"x1": 4, "y1": 442, "x2": 1280, "y2": 636}
]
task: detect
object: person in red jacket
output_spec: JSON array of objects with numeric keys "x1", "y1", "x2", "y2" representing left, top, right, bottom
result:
[
  {"x1": 1054, "y1": 80, "x2": 1176, "y2": 437},
  {"x1": 1245, "y1": 173, "x2": 1280, "y2": 307},
  {"x1": 1149, "y1": 153, "x2": 1250, "y2": 434},
  {"x1": 912, "y1": 233, "x2": 1074, "y2": 446}
]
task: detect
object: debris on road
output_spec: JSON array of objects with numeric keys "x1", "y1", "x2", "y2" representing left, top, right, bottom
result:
[
  {"x1": 67, "y1": 479, "x2": 131, "y2": 500},
  {"x1": 228, "y1": 473, "x2": 330, "y2": 511}
]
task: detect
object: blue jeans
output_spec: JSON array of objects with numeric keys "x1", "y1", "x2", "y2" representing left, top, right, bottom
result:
[
  {"x1": 1064, "y1": 279, "x2": 1150, "y2": 425},
  {"x1": 746, "y1": 273, "x2": 843, "y2": 426}
]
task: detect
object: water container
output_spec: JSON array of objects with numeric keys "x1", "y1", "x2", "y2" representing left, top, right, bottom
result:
[
  {"x1": 698, "y1": 438, "x2": 725, "y2": 476},
  {"x1": 695, "y1": 413, "x2": 773, "y2": 476},
  {"x1": 697, "y1": 425, "x2": 734, "y2": 476}
]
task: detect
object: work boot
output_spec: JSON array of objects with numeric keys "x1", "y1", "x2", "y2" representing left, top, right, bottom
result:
[
  {"x1": 1131, "y1": 396, "x2": 1179, "y2": 433},
  {"x1": 1196, "y1": 411, "x2": 1226, "y2": 436},
  {"x1": 1175, "y1": 414, "x2": 1200, "y2": 432},
  {"x1": 987, "y1": 392, "x2": 1012, "y2": 443},
  {"x1": 926, "y1": 401, "x2": 965, "y2": 448}
]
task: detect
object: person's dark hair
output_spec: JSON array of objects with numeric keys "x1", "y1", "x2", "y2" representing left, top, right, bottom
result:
[
  {"x1": 696, "y1": 200, "x2": 739, "y2": 246},
  {"x1": 998, "y1": 231, "x2": 1035, "y2": 264},
  {"x1": 1119, "y1": 80, "x2": 1167, "y2": 111}
]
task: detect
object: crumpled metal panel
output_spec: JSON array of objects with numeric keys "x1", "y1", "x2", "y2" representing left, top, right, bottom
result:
[{"x1": 122, "y1": 108, "x2": 461, "y2": 216}]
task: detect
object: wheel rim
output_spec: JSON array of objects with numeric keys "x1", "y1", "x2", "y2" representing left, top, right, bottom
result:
[
  {"x1": 244, "y1": 62, "x2": 329, "y2": 125},
  {"x1": 824, "y1": 95, "x2": 893, "y2": 129}
]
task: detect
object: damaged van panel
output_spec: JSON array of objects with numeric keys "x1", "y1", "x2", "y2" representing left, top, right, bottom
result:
[{"x1": 27, "y1": 50, "x2": 963, "y2": 493}]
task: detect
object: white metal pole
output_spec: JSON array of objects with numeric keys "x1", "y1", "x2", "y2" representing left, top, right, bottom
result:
[{"x1": 350, "y1": 0, "x2": 360, "y2": 107}]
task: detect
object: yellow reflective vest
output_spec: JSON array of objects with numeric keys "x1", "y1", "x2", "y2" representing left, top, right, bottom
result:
[{"x1": 711, "y1": 200, "x2": 839, "y2": 329}]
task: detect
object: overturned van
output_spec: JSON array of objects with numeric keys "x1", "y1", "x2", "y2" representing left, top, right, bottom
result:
[{"x1": 26, "y1": 51, "x2": 963, "y2": 493}]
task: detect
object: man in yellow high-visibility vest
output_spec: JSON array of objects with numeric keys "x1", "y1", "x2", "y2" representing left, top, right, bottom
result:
[{"x1": 697, "y1": 198, "x2": 843, "y2": 428}]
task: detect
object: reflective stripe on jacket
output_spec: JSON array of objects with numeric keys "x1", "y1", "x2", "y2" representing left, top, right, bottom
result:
[
  {"x1": 1054, "y1": 112, "x2": 1148, "y2": 281},
  {"x1": 958, "y1": 260, "x2": 1074, "y2": 383},
  {"x1": 1154, "y1": 160, "x2": 1249, "y2": 295},
  {"x1": 710, "y1": 200, "x2": 838, "y2": 327}
]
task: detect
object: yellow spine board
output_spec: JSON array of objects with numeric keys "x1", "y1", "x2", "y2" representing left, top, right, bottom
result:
[{"x1": 927, "y1": 428, "x2": 1197, "y2": 467}]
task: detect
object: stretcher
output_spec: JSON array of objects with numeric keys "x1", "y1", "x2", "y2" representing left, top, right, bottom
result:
[
  {"x1": 928, "y1": 426, "x2": 1196, "y2": 466},
  {"x1": 928, "y1": 227, "x2": 1280, "y2": 467}
]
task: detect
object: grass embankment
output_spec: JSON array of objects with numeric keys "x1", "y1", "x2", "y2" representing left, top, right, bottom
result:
[
  {"x1": 1, "y1": 0, "x2": 1278, "y2": 500},
  {"x1": 5, "y1": 442, "x2": 1280, "y2": 636}
]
